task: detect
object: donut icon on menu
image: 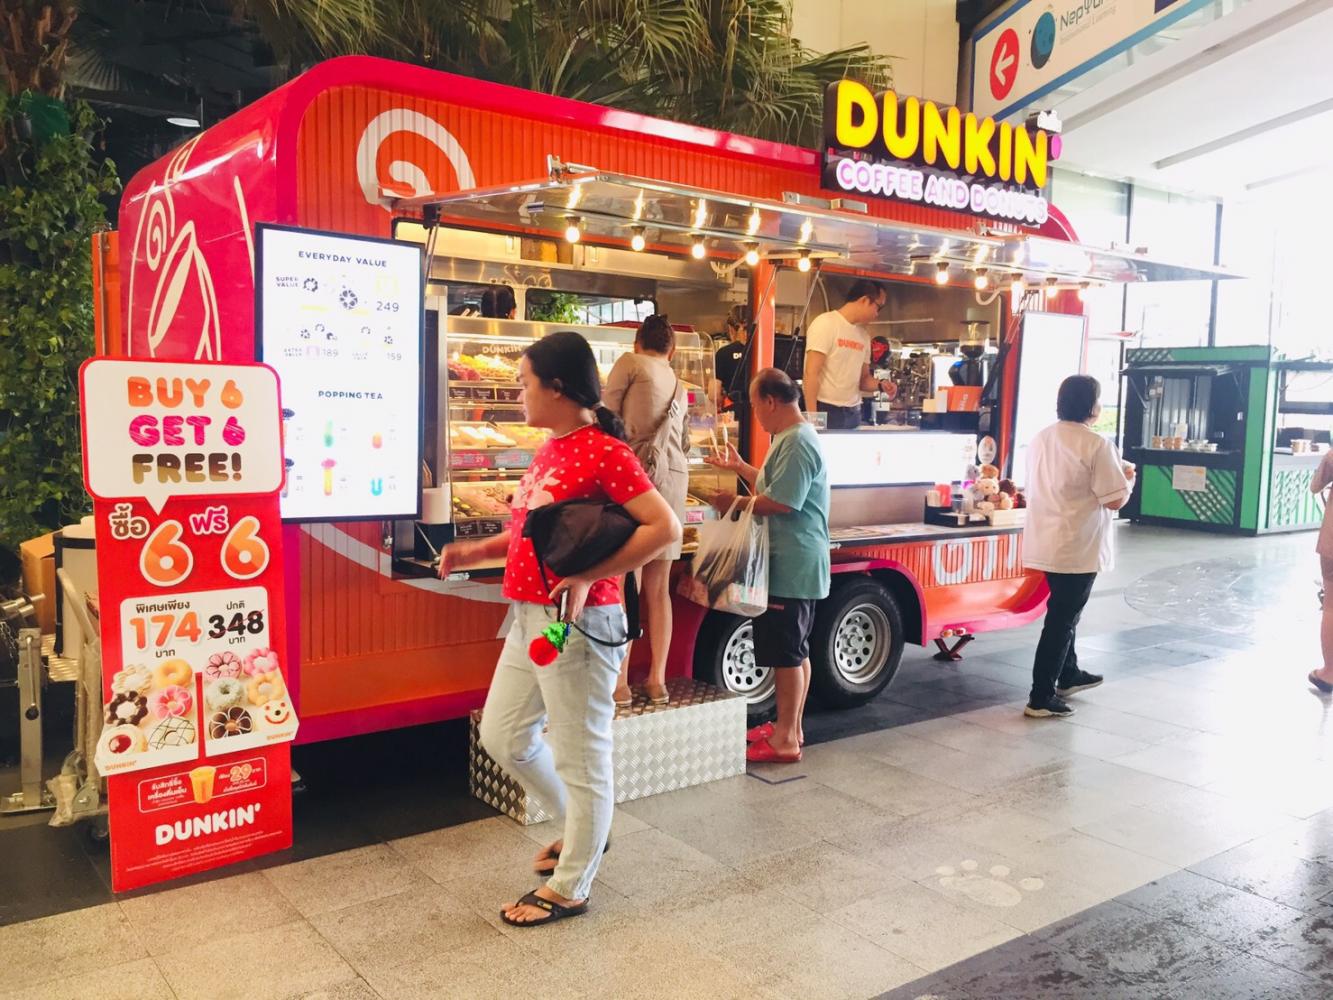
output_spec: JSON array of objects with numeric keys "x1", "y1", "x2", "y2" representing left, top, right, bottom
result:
[
  {"x1": 339, "y1": 287, "x2": 358, "y2": 309},
  {"x1": 299, "y1": 328, "x2": 311, "y2": 340},
  {"x1": 302, "y1": 277, "x2": 318, "y2": 292}
]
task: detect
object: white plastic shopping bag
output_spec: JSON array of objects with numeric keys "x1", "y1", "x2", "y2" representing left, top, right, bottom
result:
[{"x1": 679, "y1": 498, "x2": 769, "y2": 617}]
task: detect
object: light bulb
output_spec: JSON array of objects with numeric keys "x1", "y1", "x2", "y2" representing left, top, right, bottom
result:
[
  {"x1": 1011, "y1": 274, "x2": 1026, "y2": 296},
  {"x1": 564, "y1": 218, "x2": 582, "y2": 244},
  {"x1": 797, "y1": 251, "x2": 812, "y2": 273},
  {"x1": 1077, "y1": 282, "x2": 1090, "y2": 301},
  {"x1": 934, "y1": 262, "x2": 950, "y2": 285},
  {"x1": 690, "y1": 235, "x2": 706, "y2": 260},
  {"x1": 974, "y1": 269, "x2": 990, "y2": 291},
  {"x1": 629, "y1": 227, "x2": 646, "y2": 252},
  {"x1": 1045, "y1": 278, "x2": 1059, "y2": 299},
  {"x1": 744, "y1": 243, "x2": 760, "y2": 267}
]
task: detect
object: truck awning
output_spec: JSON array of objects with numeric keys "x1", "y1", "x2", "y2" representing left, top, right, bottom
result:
[{"x1": 393, "y1": 162, "x2": 1238, "y2": 287}]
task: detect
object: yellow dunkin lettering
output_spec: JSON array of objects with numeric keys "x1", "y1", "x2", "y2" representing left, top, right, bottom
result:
[
  {"x1": 825, "y1": 81, "x2": 1051, "y2": 189},
  {"x1": 834, "y1": 79, "x2": 877, "y2": 150},
  {"x1": 882, "y1": 93, "x2": 920, "y2": 161},
  {"x1": 963, "y1": 114, "x2": 997, "y2": 176},
  {"x1": 922, "y1": 102, "x2": 962, "y2": 170}
]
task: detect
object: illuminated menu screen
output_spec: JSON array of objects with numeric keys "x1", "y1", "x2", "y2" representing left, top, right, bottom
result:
[
  {"x1": 257, "y1": 225, "x2": 423, "y2": 521},
  {"x1": 821, "y1": 430, "x2": 977, "y2": 488}
]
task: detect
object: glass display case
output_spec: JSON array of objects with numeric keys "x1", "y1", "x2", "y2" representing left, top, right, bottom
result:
[{"x1": 400, "y1": 315, "x2": 726, "y2": 571}]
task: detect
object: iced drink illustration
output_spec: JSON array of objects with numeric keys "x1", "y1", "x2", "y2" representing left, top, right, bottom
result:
[
  {"x1": 321, "y1": 458, "x2": 336, "y2": 496},
  {"x1": 189, "y1": 765, "x2": 217, "y2": 804}
]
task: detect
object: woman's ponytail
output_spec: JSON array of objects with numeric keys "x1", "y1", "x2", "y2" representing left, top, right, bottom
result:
[{"x1": 594, "y1": 405, "x2": 627, "y2": 442}]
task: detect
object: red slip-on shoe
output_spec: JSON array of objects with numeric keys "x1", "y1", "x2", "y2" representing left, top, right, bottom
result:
[
  {"x1": 746, "y1": 722, "x2": 805, "y2": 746},
  {"x1": 746, "y1": 738, "x2": 802, "y2": 764},
  {"x1": 746, "y1": 721, "x2": 774, "y2": 743}
]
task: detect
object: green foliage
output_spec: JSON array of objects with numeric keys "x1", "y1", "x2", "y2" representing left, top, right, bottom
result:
[
  {"x1": 0, "y1": 96, "x2": 119, "y2": 549},
  {"x1": 527, "y1": 291, "x2": 584, "y2": 325},
  {"x1": 237, "y1": 0, "x2": 893, "y2": 147}
]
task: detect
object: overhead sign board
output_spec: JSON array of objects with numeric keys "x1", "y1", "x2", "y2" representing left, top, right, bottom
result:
[
  {"x1": 820, "y1": 80, "x2": 1061, "y2": 227},
  {"x1": 970, "y1": 0, "x2": 1209, "y2": 121}
]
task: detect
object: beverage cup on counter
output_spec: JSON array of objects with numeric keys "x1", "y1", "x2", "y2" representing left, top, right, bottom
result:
[
  {"x1": 421, "y1": 486, "x2": 451, "y2": 524},
  {"x1": 1292, "y1": 439, "x2": 1312, "y2": 454},
  {"x1": 189, "y1": 765, "x2": 217, "y2": 804},
  {"x1": 1151, "y1": 435, "x2": 1163, "y2": 449}
]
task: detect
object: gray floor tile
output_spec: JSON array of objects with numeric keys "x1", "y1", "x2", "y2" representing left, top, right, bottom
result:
[
  {"x1": 262, "y1": 843, "x2": 429, "y2": 918},
  {"x1": 737, "y1": 840, "x2": 913, "y2": 913},
  {"x1": 1188, "y1": 842, "x2": 1333, "y2": 914},
  {"x1": 828, "y1": 880, "x2": 1021, "y2": 971},
  {"x1": 1243, "y1": 910, "x2": 1333, "y2": 987},
  {"x1": 0, "y1": 903, "x2": 146, "y2": 987},
  {"x1": 1175, "y1": 952, "x2": 1327, "y2": 1000},
  {"x1": 307, "y1": 883, "x2": 506, "y2": 981},
  {"x1": 155, "y1": 920, "x2": 356, "y2": 1000},
  {"x1": 1119, "y1": 868, "x2": 1310, "y2": 950},
  {"x1": 118, "y1": 870, "x2": 301, "y2": 955},
  {"x1": 0, "y1": 959, "x2": 174, "y2": 1000},
  {"x1": 387, "y1": 817, "x2": 540, "y2": 885}
]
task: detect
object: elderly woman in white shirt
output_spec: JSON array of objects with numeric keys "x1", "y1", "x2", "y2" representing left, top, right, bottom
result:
[{"x1": 1021, "y1": 375, "x2": 1133, "y2": 719}]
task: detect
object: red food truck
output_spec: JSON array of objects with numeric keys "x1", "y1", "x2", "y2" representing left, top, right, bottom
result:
[{"x1": 97, "y1": 57, "x2": 1228, "y2": 732}]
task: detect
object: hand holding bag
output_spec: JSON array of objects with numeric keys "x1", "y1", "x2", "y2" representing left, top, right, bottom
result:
[
  {"x1": 521, "y1": 499, "x2": 642, "y2": 646},
  {"x1": 678, "y1": 498, "x2": 769, "y2": 617}
]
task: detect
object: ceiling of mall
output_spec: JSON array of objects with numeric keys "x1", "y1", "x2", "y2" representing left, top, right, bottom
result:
[{"x1": 1050, "y1": 0, "x2": 1333, "y2": 200}]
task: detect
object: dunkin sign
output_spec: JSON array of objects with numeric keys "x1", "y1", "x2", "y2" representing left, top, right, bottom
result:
[{"x1": 821, "y1": 80, "x2": 1061, "y2": 226}]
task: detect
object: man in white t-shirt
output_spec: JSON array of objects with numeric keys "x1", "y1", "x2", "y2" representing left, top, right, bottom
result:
[
  {"x1": 802, "y1": 280, "x2": 897, "y2": 429},
  {"x1": 1022, "y1": 374, "x2": 1134, "y2": 719}
]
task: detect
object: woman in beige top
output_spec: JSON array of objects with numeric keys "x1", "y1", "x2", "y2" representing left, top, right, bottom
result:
[
  {"x1": 1310, "y1": 449, "x2": 1333, "y2": 693},
  {"x1": 603, "y1": 314, "x2": 690, "y2": 706}
]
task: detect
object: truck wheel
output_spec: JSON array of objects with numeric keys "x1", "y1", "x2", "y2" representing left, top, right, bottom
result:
[
  {"x1": 693, "y1": 611, "x2": 776, "y2": 724},
  {"x1": 810, "y1": 578, "x2": 905, "y2": 709}
]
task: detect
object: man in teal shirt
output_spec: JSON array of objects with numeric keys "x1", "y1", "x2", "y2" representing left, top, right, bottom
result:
[{"x1": 707, "y1": 368, "x2": 830, "y2": 763}]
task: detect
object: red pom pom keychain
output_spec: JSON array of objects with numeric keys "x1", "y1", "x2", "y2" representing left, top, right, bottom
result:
[{"x1": 529, "y1": 621, "x2": 571, "y2": 666}]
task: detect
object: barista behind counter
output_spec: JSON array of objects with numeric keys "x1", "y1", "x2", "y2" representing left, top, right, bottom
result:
[{"x1": 802, "y1": 280, "x2": 897, "y2": 429}]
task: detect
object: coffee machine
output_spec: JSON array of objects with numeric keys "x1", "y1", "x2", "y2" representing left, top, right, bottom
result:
[{"x1": 948, "y1": 321, "x2": 990, "y2": 387}]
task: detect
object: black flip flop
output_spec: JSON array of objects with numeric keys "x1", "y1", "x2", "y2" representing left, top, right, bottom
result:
[
  {"x1": 1309, "y1": 672, "x2": 1333, "y2": 694},
  {"x1": 534, "y1": 835, "x2": 611, "y2": 877},
  {"x1": 500, "y1": 890, "x2": 588, "y2": 927}
]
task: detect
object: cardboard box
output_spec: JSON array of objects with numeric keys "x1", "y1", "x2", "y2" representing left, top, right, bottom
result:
[{"x1": 19, "y1": 532, "x2": 56, "y2": 633}]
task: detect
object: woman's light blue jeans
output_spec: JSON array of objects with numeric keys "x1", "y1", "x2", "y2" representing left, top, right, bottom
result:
[{"x1": 479, "y1": 602, "x2": 622, "y2": 900}]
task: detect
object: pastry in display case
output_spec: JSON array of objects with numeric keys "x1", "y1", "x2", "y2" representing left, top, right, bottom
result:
[{"x1": 402, "y1": 315, "x2": 728, "y2": 569}]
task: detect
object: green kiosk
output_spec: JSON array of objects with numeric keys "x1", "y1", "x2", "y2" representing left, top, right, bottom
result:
[{"x1": 1123, "y1": 346, "x2": 1332, "y2": 534}]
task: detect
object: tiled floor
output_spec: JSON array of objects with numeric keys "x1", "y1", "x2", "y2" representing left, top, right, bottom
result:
[{"x1": 2, "y1": 524, "x2": 1332, "y2": 999}]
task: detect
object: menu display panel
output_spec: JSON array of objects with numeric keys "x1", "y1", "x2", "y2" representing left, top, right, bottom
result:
[{"x1": 256, "y1": 224, "x2": 424, "y2": 521}]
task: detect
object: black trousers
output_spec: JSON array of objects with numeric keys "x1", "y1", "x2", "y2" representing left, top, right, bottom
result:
[
  {"x1": 817, "y1": 401, "x2": 862, "y2": 429},
  {"x1": 1030, "y1": 571, "x2": 1097, "y2": 703}
]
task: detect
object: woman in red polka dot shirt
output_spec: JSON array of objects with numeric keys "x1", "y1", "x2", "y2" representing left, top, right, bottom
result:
[{"x1": 437, "y1": 331, "x2": 681, "y2": 928}]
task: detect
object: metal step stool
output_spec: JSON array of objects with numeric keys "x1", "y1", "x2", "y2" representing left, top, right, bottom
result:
[{"x1": 470, "y1": 677, "x2": 745, "y2": 824}]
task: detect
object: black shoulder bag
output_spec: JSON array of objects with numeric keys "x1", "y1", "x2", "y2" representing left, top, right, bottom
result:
[{"x1": 521, "y1": 499, "x2": 643, "y2": 647}]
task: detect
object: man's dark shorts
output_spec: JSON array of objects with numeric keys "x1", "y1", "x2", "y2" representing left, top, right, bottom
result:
[{"x1": 752, "y1": 598, "x2": 818, "y2": 668}]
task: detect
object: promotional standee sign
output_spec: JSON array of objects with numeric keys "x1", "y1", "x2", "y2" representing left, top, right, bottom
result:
[
  {"x1": 80, "y1": 359, "x2": 297, "y2": 892},
  {"x1": 821, "y1": 79, "x2": 1061, "y2": 228}
]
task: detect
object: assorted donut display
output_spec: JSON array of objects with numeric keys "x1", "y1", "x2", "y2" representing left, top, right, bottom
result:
[{"x1": 97, "y1": 643, "x2": 297, "y2": 769}]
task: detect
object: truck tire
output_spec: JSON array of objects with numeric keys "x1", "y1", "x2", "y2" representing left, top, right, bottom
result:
[
  {"x1": 809, "y1": 578, "x2": 905, "y2": 709},
  {"x1": 692, "y1": 611, "x2": 776, "y2": 724}
]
